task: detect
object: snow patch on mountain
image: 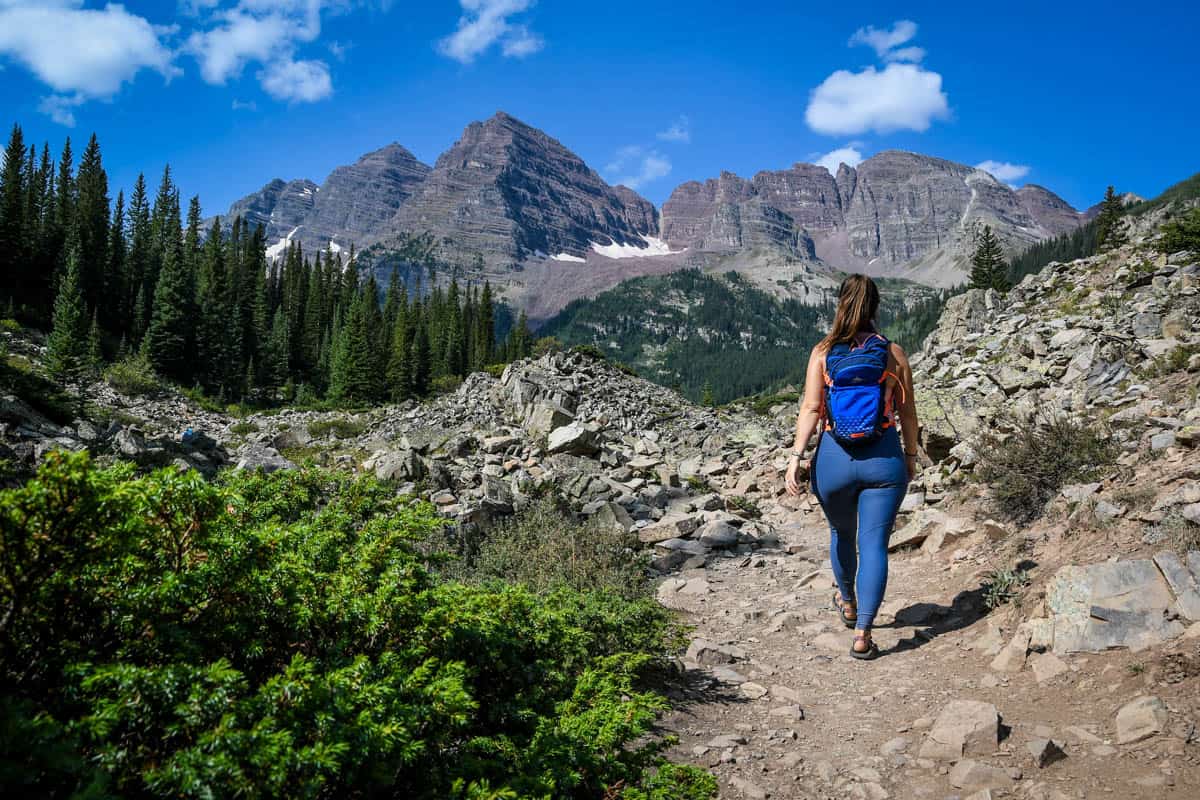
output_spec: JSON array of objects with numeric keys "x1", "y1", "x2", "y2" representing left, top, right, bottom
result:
[{"x1": 590, "y1": 235, "x2": 680, "y2": 259}]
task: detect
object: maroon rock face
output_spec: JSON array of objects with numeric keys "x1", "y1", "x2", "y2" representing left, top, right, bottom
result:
[
  {"x1": 1016, "y1": 184, "x2": 1086, "y2": 236},
  {"x1": 661, "y1": 150, "x2": 1083, "y2": 279},
  {"x1": 385, "y1": 112, "x2": 659, "y2": 264}
]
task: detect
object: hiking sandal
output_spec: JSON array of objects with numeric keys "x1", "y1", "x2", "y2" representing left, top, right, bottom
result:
[
  {"x1": 832, "y1": 593, "x2": 857, "y2": 628},
  {"x1": 849, "y1": 631, "x2": 879, "y2": 660}
]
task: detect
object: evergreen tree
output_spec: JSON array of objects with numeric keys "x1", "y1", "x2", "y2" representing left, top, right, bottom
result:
[
  {"x1": 45, "y1": 247, "x2": 89, "y2": 386},
  {"x1": 410, "y1": 302, "x2": 431, "y2": 397},
  {"x1": 386, "y1": 307, "x2": 412, "y2": 401},
  {"x1": 140, "y1": 220, "x2": 193, "y2": 382},
  {"x1": 701, "y1": 381, "x2": 714, "y2": 407},
  {"x1": 328, "y1": 284, "x2": 383, "y2": 403},
  {"x1": 260, "y1": 308, "x2": 290, "y2": 398},
  {"x1": 1096, "y1": 185, "x2": 1127, "y2": 250},
  {"x1": 103, "y1": 190, "x2": 127, "y2": 333},
  {"x1": 125, "y1": 173, "x2": 151, "y2": 341},
  {"x1": 74, "y1": 133, "x2": 109, "y2": 313},
  {"x1": 0, "y1": 124, "x2": 27, "y2": 306},
  {"x1": 969, "y1": 225, "x2": 1009, "y2": 292},
  {"x1": 86, "y1": 311, "x2": 104, "y2": 378},
  {"x1": 476, "y1": 280, "x2": 495, "y2": 368}
]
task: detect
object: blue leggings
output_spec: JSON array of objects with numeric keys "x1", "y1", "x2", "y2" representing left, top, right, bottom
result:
[{"x1": 812, "y1": 428, "x2": 908, "y2": 629}]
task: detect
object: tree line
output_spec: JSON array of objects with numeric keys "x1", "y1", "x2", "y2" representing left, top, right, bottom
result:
[{"x1": 0, "y1": 123, "x2": 534, "y2": 404}]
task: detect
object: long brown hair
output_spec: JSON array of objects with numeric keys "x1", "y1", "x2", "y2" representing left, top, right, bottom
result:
[{"x1": 819, "y1": 274, "x2": 880, "y2": 351}]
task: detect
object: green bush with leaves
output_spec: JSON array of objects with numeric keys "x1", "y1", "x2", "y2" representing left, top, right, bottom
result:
[
  {"x1": 975, "y1": 413, "x2": 1118, "y2": 524},
  {"x1": 102, "y1": 352, "x2": 161, "y2": 397},
  {"x1": 306, "y1": 416, "x2": 366, "y2": 440},
  {"x1": 0, "y1": 453, "x2": 713, "y2": 799}
]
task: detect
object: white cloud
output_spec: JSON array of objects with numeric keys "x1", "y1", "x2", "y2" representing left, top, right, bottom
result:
[
  {"x1": 186, "y1": 0, "x2": 345, "y2": 103},
  {"x1": 0, "y1": 1, "x2": 177, "y2": 125},
  {"x1": 438, "y1": 0, "x2": 544, "y2": 64},
  {"x1": 805, "y1": 62, "x2": 949, "y2": 136},
  {"x1": 656, "y1": 115, "x2": 690, "y2": 143},
  {"x1": 813, "y1": 144, "x2": 865, "y2": 174},
  {"x1": 849, "y1": 20, "x2": 923, "y2": 62},
  {"x1": 975, "y1": 160, "x2": 1031, "y2": 185},
  {"x1": 606, "y1": 145, "x2": 670, "y2": 190},
  {"x1": 38, "y1": 93, "x2": 84, "y2": 127},
  {"x1": 258, "y1": 56, "x2": 331, "y2": 101},
  {"x1": 231, "y1": 98, "x2": 258, "y2": 111}
]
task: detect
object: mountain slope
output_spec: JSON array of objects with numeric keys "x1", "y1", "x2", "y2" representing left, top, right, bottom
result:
[
  {"x1": 384, "y1": 111, "x2": 659, "y2": 265},
  {"x1": 662, "y1": 151, "x2": 1085, "y2": 287}
]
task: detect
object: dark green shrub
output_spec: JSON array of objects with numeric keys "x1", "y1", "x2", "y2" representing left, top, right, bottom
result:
[
  {"x1": 229, "y1": 421, "x2": 259, "y2": 436},
  {"x1": 0, "y1": 453, "x2": 710, "y2": 799},
  {"x1": 1156, "y1": 206, "x2": 1200, "y2": 254},
  {"x1": 103, "y1": 353, "x2": 161, "y2": 397},
  {"x1": 450, "y1": 495, "x2": 650, "y2": 602},
  {"x1": 569, "y1": 344, "x2": 607, "y2": 361},
  {"x1": 975, "y1": 413, "x2": 1118, "y2": 524},
  {"x1": 307, "y1": 416, "x2": 366, "y2": 440},
  {"x1": 431, "y1": 374, "x2": 463, "y2": 395}
]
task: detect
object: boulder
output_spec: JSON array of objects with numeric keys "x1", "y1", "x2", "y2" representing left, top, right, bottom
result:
[
  {"x1": 234, "y1": 444, "x2": 295, "y2": 473},
  {"x1": 637, "y1": 514, "x2": 700, "y2": 544},
  {"x1": 546, "y1": 422, "x2": 599, "y2": 455},
  {"x1": 1115, "y1": 696, "x2": 1167, "y2": 744},
  {"x1": 526, "y1": 401, "x2": 574, "y2": 437},
  {"x1": 696, "y1": 520, "x2": 740, "y2": 548},
  {"x1": 917, "y1": 700, "x2": 1000, "y2": 761},
  {"x1": 1047, "y1": 558, "x2": 1190, "y2": 652},
  {"x1": 372, "y1": 449, "x2": 425, "y2": 482}
]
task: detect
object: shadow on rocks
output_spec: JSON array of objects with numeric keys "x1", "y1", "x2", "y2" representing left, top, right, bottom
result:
[{"x1": 881, "y1": 582, "x2": 1000, "y2": 656}]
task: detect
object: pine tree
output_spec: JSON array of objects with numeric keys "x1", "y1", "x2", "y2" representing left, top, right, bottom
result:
[
  {"x1": 1096, "y1": 185, "x2": 1127, "y2": 250},
  {"x1": 328, "y1": 284, "x2": 383, "y2": 403},
  {"x1": 86, "y1": 311, "x2": 104, "y2": 378},
  {"x1": 45, "y1": 247, "x2": 89, "y2": 386},
  {"x1": 260, "y1": 308, "x2": 290, "y2": 398},
  {"x1": 103, "y1": 190, "x2": 127, "y2": 333},
  {"x1": 140, "y1": 221, "x2": 193, "y2": 382},
  {"x1": 410, "y1": 302, "x2": 431, "y2": 397},
  {"x1": 74, "y1": 133, "x2": 109, "y2": 313},
  {"x1": 476, "y1": 280, "x2": 495, "y2": 369},
  {"x1": 125, "y1": 173, "x2": 151, "y2": 340},
  {"x1": 386, "y1": 311, "x2": 412, "y2": 401},
  {"x1": 0, "y1": 124, "x2": 27, "y2": 306},
  {"x1": 702, "y1": 381, "x2": 715, "y2": 407},
  {"x1": 969, "y1": 225, "x2": 1009, "y2": 292}
]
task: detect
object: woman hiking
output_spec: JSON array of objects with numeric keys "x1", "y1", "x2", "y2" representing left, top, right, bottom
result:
[{"x1": 784, "y1": 274, "x2": 919, "y2": 660}]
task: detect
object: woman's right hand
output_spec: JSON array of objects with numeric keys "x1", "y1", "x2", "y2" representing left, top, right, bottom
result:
[{"x1": 785, "y1": 456, "x2": 801, "y2": 496}]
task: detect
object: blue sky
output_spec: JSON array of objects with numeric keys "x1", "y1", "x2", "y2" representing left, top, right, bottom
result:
[{"x1": 1, "y1": 1, "x2": 1196, "y2": 215}]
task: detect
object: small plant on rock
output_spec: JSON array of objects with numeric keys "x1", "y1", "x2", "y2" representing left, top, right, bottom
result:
[{"x1": 982, "y1": 567, "x2": 1031, "y2": 610}]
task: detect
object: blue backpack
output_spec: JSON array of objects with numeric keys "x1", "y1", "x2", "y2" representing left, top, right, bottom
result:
[{"x1": 823, "y1": 334, "x2": 893, "y2": 446}]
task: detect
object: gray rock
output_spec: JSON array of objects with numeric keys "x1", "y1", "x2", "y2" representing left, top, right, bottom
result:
[
  {"x1": 917, "y1": 700, "x2": 1000, "y2": 761},
  {"x1": 697, "y1": 520, "x2": 740, "y2": 548},
  {"x1": 685, "y1": 638, "x2": 745, "y2": 665},
  {"x1": 1047, "y1": 559, "x2": 1188, "y2": 652},
  {"x1": 234, "y1": 444, "x2": 295, "y2": 473},
  {"x1": 1027, "y1": 737, "x2": 1066, "y2": 767},
  {"x1": 948, "y1": 759, "x2": 1014, "y2": 791},
  {"x1": 1115, "y1": 696, "x2": 1168, "y2": 744},
  {"x1": 546, "y1": 422, "x2": 599, "y2": 455}
]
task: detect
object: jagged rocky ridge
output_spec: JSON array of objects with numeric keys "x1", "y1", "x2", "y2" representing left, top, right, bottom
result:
[
  {"x1": 216, "y1": 114, "x2": 1083, "y2": 309},
  {"x1": 661, "y1": 151, "x2": 1085, "y2": 287},
  {"x1": 215, "y1": 112, "x2": 660, "y2": 267}
]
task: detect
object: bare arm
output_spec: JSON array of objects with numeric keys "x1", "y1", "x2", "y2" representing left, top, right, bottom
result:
[
  {"x1": 890, "y1": 343, "x2": 920, "y2": 457},
  {"x1": 785, "y1": 346, "x2": 825, "y2": 495},
  {"x1": 792, "y1": 345, "x2": 826, "y2": 454}
]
